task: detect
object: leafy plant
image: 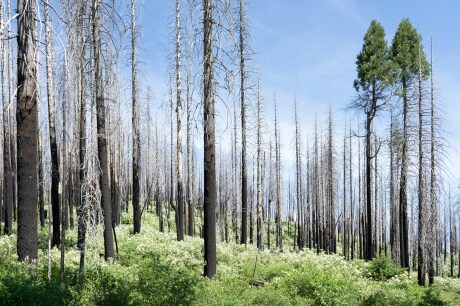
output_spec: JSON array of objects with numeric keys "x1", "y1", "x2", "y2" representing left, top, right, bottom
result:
[{"x1": 366, "y1": 255, "x2": 406, "y2": 281}]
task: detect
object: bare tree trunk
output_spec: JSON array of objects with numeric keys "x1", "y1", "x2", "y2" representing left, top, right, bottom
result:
[
  {"x1": 77, "y1": 2, "x2": 88, "y2": 275},
  {"x1": 92, "y1": 0, "x2": 114, "y2": 260},
  {"x1": 175, "y1": 0, "x2": 184, "y2": 241},
  {"x1": 267, "y1": 143, "x2": 272, "y2": 250},
  {"x1": 417, "y1": 43, "x2": 426, "y2": 286},
  {"x1": 1, "y1": 0, "x2": 13, "y2": 236},
  {"x1": 327, "y1": 108, "x2": 335, "y2": 254},
  {"x1": 16, "y1": 0, "x2": 38, "y2": 262},
  {"x1": 295, "y1": 101, "x2": 303, "y2": 250},
  {"x1": 256, "y1": 82, "x2": 262, "y2": 249},
  {"x1": 349, "y1": 125, "x2": 354, "y2": 259},
  {"x1": 343, "y1": 127, "x2": 347, "y2": 259},
  {"x1": 38, "y1": 134, "x2": 45, "y2": 228},
  {"x1": 250, "y1": 161, "x2": 254, "y2": 244},
  {"x1": 232, "y1": 101, "x2": 238, "y2": 242},
  {"x1": 131, "y1": 0, "x2": 141, "y2": 234},
  {"x1": 399, "y1": 76, "x2": 410, "y2": 269},
  {"x1": 314, "y1": 119, "x2": 319, "y2": 253},
  {"x1": 428, "y1": 37, "x2": 437, "y2": 285},
  {"x1": 365, "y1": 114, "x2": 373, "y2": 260},
  {"x1": 186, "y1": 32, "x2": 194, "y2": 237},
  {"x1": 203, "y1": 0, "x2": 216, "y2": 278},
  {"x1": 239, "y1": 0, "x2": 248, "y2": 245},
  {"x1": 274, "y1": 98, "x2": 282, "y2": 251},
  {"x1": 8, "y1": 0, "x2": 16, "y2": 225},
  {"x1": 44, "y1": 0, "x2": 61, "y2": 247}
]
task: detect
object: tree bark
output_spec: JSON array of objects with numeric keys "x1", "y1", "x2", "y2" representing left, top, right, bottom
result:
[
  {"x1": 92, "y1": 0, "x2": 114, "y2": 260},
  {"x1": 175, "y1": 0, "x2": 184, "y2": 241},
  {"x1": 203, "y1": 0, "x2": 216, "y2": 278},
  {"x1": 239, "y1": 0, "x2": 248, "y2": 245},
  {"x1": 131, "y1": 0, "x2": 141, "y2": 234},
  {"x1": 256, "y1": 82, "x2": 262, "y2": 249},
  {"x1": 16, "y1": 0, "x2": 38, "y2": 262},
  {"x1": 417, "y1": 44, "x2": 426, "y2": 286},
  {"x1": 1, "y1": 0, "x2": 13, "y2": 236},
  {"x1": 44, "y1": 0, "x2": 61, "y2": 247},
  {"x1": 274, "y1": 99, "x2": 282, "y2": 251},
  {"x1": 399, "y1": 77, "x2": 410, "y2": 269}
]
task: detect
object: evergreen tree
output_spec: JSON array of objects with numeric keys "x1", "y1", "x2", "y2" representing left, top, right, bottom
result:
[
  {"x1": 353, "y1": 20, "x2": 393, "y2": 261},
  {"x1": 390, "y1": 18, "x2": 429, "y2": 272}
]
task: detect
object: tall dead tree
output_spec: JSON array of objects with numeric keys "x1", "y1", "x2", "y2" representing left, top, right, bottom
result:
[
  {"x1": 175, "y1": 0, "x2": 184, "y2": 241},
  {"x1": 131, "y1": 0, "x2": 141, "y2": 234},
  {"x1": 186, "y1": 27, "x2": 194, "y2": 237},
  {"x1": 428, "y1": 37, "x2": 438, "y2": 285},
  {"x1": 239, "y1": 0, "x2": 248, "y2": 245},
  {"x1": 44, "y1": 0, "x2": 61, "y2": 248},
  {"x1": 203, "y1": 0, "x2": 216, "y2": 278},
  {"x1": 1, "y1": 0, "x2": 13, "y2": 236},
  {"x1": 343, "y1": 124, "x2": 348, "y2": 259},
  {"x1": 7, "y1": 0, "x2": 16, "y2": 224},
  {"x1": 256, "y1": 82, "x2": 262, "y2": 249},
  {"x1": 326, "y1": 108, "x2": 335, "y2": 254},
  {"x1": 417, "y1": 42, "x2": 427, "y2": 286},
  {"x1": 294, "y1": 100, "x2": 304, "y2": 250},
  {"x1": 274, "y1": 97, "x2": 282, "y2": 250},
  {"x1": 92, "y1": 0, "x2": 114, "y2": 260},
  {"x1": 16, "y1": 0, "x2": 38, "y2": 261}
]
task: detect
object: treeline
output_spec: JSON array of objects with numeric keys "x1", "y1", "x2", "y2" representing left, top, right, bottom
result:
[{"x1": 0, "y1": 0, "x2": 458, "y2": 287}]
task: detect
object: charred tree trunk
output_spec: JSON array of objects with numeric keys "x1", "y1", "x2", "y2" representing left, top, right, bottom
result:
[
  {"x1": 1, "y1": 0, "x2": 13, "y2": 236},
  {"x1": 92, "y1": 0, "x2": 114, "y2": 260},
  {"x1": 77, "y1": 1, "x2": 87, "y2": 276},
  {"x1": 428, "y1": 37, "x2": 437, "y2": 286},
  {"x1": 274, "y1": 99, "x2": 282, "y2": 251},
  {"x1": 239, "y1": 0, "x2": 248, "y2": 246},
  {"x1": 203, "y1": 0, "x2": 216, "y2": 278},
  {"x1": 417, "y1": 44, "x2": 426, "y2": 286},
  {"x1": 399, "y1": 77, "x2": 410, "y2": 269},
  {"x1": 175, "y1": 0, "x2": 184, "y2": 241},
  {"x1": 16, "y1": 0, "x2": 38, "y2": 261},
  {"x1": 131, "y1": 0, "x2": 141, "y2": 234},
  {"x1": 256, "y1": 83, "x2": 262, "y2": 250}
]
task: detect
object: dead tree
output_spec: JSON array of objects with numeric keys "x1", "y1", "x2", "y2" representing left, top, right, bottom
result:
[
  {"x1": 44, "y1": 1, "x2": 61, "y2": 250},
  {"x1": 175, "y1": 0, "x2": 184, "y2": 241},
  {"x1": 76, "y1": 0, "x2": 88, "y2": 276},
  {"x1": 186, "y1": 26, "x2": 194, "y2": 237},
  {"x1": 16, "y1": 0, "x2": 39, "y2": 261},
  {"x1": 417, "y1": 42, "x2": 427, "y2": 286},
  {"x1": 0, "y1": 0, "x2": 13, "y2": 236},
  {"x1": 274, "y1": 97, "x2": 282, "y2": 250},
  {"x1": 294, "y1": 100, "x2": 304, "y2": 250},
  {"x1": 256, "y1": 82, "x2": 262, "y2": 249},
  {"x1": 428, "y1": 37, "x2": 438, "y2": 285},
  {"x1": 203, "y1": 0, "x2": 216, "y2": 278},
  {"x1": 239, "y1": 0, "x2": 249, "y2": 245},
  {"x1": 92, "y1": 0, "x2": 114, "y2": 260},
  {"x1": 343, "y1": 123, "x2": 347, "y2": 259},
  {"x1": 131, "y1": 0, "x2": 141, "y2": 234}
]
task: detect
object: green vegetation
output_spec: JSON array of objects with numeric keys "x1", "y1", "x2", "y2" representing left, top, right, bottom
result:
[{"x1": 1, "y1": 211, "x2": 459, "y2": 305}]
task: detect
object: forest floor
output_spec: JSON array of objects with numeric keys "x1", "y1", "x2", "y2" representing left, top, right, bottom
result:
[{"x1": 1, "y1": 210, "x2": 459, "y2": 305}]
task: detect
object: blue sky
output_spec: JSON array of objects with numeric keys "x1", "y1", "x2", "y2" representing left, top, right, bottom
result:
[{"x1": 137, "y1": 0, "x2": 460, "y2": 181}]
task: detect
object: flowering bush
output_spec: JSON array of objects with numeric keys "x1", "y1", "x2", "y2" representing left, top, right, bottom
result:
[{"x1": 0, "y1": 210, "x2": 459, "y2": 305}]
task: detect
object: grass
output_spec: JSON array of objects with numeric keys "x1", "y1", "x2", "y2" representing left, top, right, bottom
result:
[{"x1": 0, "y1": 209, "x2": 459, "y2": 305}]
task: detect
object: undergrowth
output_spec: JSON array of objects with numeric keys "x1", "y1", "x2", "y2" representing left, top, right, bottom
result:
[{"x1": 0, "y1": 211, "x2": 459, "y2": 305}]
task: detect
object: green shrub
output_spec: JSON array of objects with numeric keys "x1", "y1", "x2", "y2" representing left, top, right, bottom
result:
[{"x1": 367, "y1": 255, "x2": 405, "y2": 281}]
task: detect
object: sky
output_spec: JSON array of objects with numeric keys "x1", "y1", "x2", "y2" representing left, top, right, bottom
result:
[{"x1": 137, "y1": 0, "x2": 460, "y2": 182}]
